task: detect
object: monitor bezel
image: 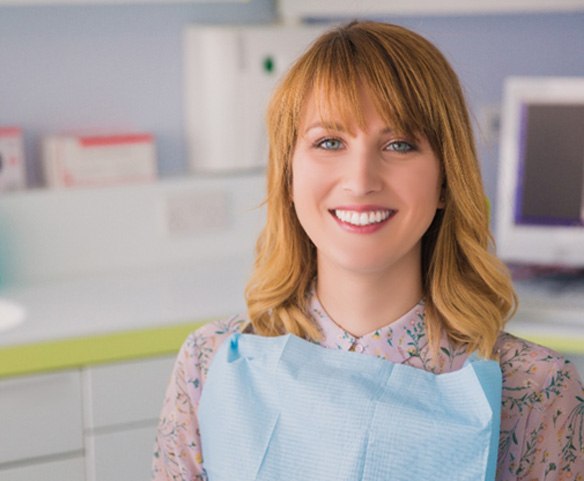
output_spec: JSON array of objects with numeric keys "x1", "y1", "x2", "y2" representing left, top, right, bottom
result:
[{"x1": 495, "y1": 76, "x2": 584, "y2": 267}]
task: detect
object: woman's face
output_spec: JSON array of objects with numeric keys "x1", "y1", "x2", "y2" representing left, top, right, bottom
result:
[{"x1": 291, "y1": 88, "x2": 443, "y2": 280}]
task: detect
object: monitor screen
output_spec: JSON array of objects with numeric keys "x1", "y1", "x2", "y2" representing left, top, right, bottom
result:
[{"x1": 495, "y1": 77, "x2": 584, "y2": 267}]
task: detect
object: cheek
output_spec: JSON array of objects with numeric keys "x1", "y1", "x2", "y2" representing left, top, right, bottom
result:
[
  {"x1": 414, "y1": 162, "x2": 443, "y2": 206},
  {"x1": 291, "y1": 155, "x2": 319, "y2": 202},
  {"x1": 393, "y1": 164, "x2": 440, "y2": 198},
  {"x1": 291, "y1": 158, "x2": 327, "y2": 234}
]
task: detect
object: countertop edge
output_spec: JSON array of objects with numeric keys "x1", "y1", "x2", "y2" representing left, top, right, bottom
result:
[
  {"x1": 506, "y1": 331, "x2": 584, "y2": 356},
  {"x1": 0, "y1": 319, "x2": 210, "y2": 379}
]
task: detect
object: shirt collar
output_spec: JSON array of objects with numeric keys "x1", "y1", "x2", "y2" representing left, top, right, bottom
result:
[{"x1": 306, "y1": 286, "x2": 467, "y2": 372}]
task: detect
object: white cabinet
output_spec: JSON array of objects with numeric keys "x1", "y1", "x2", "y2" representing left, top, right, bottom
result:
[
  {"x1": 0, "y1": 355, "x2": 175, "y2": 481},
  {"x1": 87, "y1": 426, "x2": 160, "y2": 481},
  {"x1": 0, "y1": 370, "x2": 84, "y2": 464},
  {"x1": 83, "y1": 356, "x2": 174, "y2": 430},
  {"x1": 0, "y1": 458, "x2": 86, "y2": 481},
  {"x1": 83, "y1": 356, "x2": 175, "y2": 481}
]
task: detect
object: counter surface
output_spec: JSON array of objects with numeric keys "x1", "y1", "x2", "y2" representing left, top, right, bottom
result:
[
  {"x1": 1, "y1": 257, "x2": 583, "y2": 378},
  {"x1": 0, "y1": 254, "x2": 251, "y2": 377}
]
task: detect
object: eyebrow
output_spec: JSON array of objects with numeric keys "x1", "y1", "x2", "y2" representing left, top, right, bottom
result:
[
  {"x1": 303, "y1": 122, "x2": 346, "y2": 134},
  {"x1": 303, "y1": 122, "x2": 396, "y2": 136}
]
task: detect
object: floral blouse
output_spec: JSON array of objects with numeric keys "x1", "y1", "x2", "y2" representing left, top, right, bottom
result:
[{"x1": 152, "y1": 293, "x2": 584, "y2": 481}]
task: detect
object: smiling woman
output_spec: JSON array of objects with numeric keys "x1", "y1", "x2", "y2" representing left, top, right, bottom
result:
[
  {"x1": 152, "y1": 21, "x2": 584, "y2": 481},
  {"x1": 247, "y1": 21, "x2": 510, "y2": 359}
]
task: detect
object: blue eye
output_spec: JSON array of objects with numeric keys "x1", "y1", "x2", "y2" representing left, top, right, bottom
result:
[
  {"x1": 387, "y1": 140, "x2": 414, "y2": 153},
  {"x1": 316, "y1": 138, "x2": 344, "y2": 150}
]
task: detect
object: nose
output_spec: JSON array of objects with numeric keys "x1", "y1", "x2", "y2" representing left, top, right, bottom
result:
[{"x1": 341, "y1": 146, "x2": 382, "y2": 196}]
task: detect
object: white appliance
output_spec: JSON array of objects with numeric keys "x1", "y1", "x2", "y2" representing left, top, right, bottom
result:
[{"x1": 183, "y1": 24, "x2": 326, "y2": 173}]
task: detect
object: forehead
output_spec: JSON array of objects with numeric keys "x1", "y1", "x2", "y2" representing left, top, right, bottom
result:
[
  {"x1": 299, "y1": 84, "x2": 370, "y2": 127},
  {"x1": 299, "y1": 88, "x2": 359, "y2": 129},
  {"x1": 298, "y1": 85, "x2": 411, "y2": 137}
]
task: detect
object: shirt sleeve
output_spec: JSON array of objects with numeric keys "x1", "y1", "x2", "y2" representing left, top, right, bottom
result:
[
  {"x1": 151, "y1": 317, "x2": 244, "y2": 481},
  {"x1": 151, "y1": 333, "x2": 206, "y2": 481},
  {"x1": 505, "y1": 355, "x2": 584, "y2": 481}
]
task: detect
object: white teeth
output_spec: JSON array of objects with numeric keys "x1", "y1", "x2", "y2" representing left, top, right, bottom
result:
[{"x1": 333, "y1": 209, "x2": 392, "y2": 226}]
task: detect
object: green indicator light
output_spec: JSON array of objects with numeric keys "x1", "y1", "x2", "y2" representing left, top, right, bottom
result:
[{"x1": 263, "y1": 56, "x2": 275, "y2": 73}]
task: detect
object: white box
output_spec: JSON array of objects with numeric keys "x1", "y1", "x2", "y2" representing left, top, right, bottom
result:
[
  {"x1": 0, "y1": 127, "x2": 26, "y2": 192},
  {"x1": 42, "y1": 133, "x2": 157, "y2": 189}
]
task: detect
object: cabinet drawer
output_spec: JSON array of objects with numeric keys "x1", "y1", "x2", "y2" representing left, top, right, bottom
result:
[
  {"x1": 0, "y1": 370, "x2": 83, "y2": 464},
  {"x1": 83, "y1": 356, "x2": 174, "y2": 430},
  {"x1": 86, "y1": 425, "x2": 157, "y2": 481},
  {"x1": 0, "y1": 456, "x2": 85, "y2": 481}
]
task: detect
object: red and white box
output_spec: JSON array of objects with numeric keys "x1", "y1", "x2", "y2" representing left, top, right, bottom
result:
[
  {"x1": 42, "y1": 133, "x2": 157, "y2": 188},
  {"x1": 0, "y1": 127, "x2": 26, "y2": 192}
]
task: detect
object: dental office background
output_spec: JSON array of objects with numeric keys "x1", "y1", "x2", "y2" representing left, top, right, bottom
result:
[
  {"x1": 1, "y1": 2, "x2": 584, "y2": 481},
  {"x1": 0, "y1": 1, "x2": 582, "y2": 193}
]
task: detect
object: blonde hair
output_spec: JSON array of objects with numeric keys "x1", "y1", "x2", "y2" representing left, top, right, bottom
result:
[{"x1": 245, "y1": 21, "x2": 516, "y2": 358}]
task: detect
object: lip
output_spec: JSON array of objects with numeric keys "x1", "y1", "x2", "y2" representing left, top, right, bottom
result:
[
  {"x1": 332, "y1": 204, "x2": 391, "y2": 212},
  {"x1": 329, "y1": 205, "x2": 396, "y2": 234}
]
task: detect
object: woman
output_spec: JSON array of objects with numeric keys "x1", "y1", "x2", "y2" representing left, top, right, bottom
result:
[{"x1": 153, "y1": 21, "x2": 584, "y2": 481}]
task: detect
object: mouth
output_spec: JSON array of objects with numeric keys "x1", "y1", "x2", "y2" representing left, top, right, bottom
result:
[{"x1": 330, "y1": 208, "x2": 396, "y2": 227}]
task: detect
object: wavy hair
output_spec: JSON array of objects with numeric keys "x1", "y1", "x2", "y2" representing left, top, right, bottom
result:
[{"x1": 244, "y1": 21, "x2": 516, "y2": 358}]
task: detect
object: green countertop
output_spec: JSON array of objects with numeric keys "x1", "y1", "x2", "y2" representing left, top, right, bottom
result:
[
  {"x1": 0, "y1": 320, "x2": 208, "y2": 378},
  {"x1": 511, "y1": 333, "x2": 584, "y2": 356}
]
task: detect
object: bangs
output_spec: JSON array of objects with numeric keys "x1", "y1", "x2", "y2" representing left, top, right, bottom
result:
[{"x1": 297, "y1": 24, "x2": 433, "y2": 140}]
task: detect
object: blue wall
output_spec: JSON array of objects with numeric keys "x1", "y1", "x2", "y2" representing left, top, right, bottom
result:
[
  {"x1": 0, "y1": 1, "x2": 276, "y2": 186},
  {"x1": 1, "y1": 5, "x2": 583, "y2": 210}
]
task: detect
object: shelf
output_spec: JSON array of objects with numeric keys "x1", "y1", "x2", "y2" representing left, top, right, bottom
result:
[{"x1": 279, "y1": 0, "x2": 584, "y2": 20}]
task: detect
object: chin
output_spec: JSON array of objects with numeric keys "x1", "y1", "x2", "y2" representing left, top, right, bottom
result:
[{"x1": 322, "y1": 252, "x2": 400, "y2": 277}]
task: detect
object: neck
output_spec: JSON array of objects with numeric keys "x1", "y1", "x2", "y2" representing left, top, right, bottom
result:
[{"x1": 316, "y1": 256, "x2": 423, "y2": 338}]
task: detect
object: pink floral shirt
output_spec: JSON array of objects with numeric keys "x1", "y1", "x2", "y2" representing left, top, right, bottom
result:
[{"x1": 152, "y1": 294, "x2": 584, "y2": 481}]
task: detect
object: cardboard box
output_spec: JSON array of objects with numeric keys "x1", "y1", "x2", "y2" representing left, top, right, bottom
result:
[
  {"x1": 42, "y1": 133, "x2": 157, "y2": 188},
  {"x1": 0, "y1": 127, "x2": 26, "y2": 192}
]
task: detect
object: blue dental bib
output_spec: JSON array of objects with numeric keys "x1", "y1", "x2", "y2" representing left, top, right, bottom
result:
[{"x1": 199, "y1": 333, "x2": 501, "y2": 481}]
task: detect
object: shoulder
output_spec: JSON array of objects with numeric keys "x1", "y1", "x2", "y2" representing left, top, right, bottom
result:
[
  {"x1": 180, "y1": 314, "x2": 248, "y2": 379},
  {"x1": 495, "y1": 331, "x2": 583, "y2": 411},
  {"x1": 494, "y1": 332, "x2": 584, "y2": 478}
]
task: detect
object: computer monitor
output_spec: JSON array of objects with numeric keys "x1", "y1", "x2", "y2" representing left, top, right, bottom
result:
[{"x1": 495, "y1": 77, "x2": 584, "y2": 267}]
